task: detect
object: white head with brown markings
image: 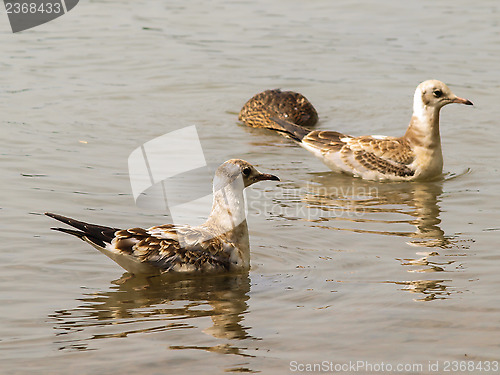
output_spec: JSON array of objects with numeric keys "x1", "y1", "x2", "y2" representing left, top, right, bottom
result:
[
  {"x1": 404, "y1": 80, "x2": 473, "y2": 178},
  {"x1": 207, "y1": 159, "x2": 279, "y2": 235},
  {"x1": 213, "y1": 159, "x2": 280, "y2": 191},
  {"x1": 413, "y1": 80, "x2": 473, "y2": 121}
]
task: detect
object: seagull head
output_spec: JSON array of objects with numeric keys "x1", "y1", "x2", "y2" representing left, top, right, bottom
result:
[
  {"x1": 415, "y1": 80, "x2": 473, "y2": 110},
  {"x1": 214, "y1": 159, "x2": 280, "y2": 190}
]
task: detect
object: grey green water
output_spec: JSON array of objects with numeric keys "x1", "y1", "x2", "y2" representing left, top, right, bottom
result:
[{"x1": 1, "y1": 1, "x2": 499, "y2": 374}]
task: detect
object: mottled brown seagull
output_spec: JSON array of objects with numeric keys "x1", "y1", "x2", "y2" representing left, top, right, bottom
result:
[
  {"x1": 266, "y1": 80, "x2": 473, "y2": 181},
  {"x1": 239, "y1": 88, "x2": 318, "y2": 129},
  {"x1": 46, "y1": 159, "x2": 279, "y2": 275}
]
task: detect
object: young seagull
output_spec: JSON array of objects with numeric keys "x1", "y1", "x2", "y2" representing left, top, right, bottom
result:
[
  {"x1": 239, "y1": 88, "x2": 318, "y2": 129},
  {"x1": 46, "y1": 159, "x2": 279, "y2": 275},
  {"x1": 268, "y1": 80, "x2": 472, "y2": 181}
]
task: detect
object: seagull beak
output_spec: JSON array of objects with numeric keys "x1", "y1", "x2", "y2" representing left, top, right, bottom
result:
[
  {"x1": 256, "y1": 173, "x2": 280, "y2": 182},
  {"x1": 452, "y1": 96, "x2": 473, "y2": 105}
]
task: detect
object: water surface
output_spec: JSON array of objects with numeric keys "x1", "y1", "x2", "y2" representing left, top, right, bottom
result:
[{"x1": 1, "y1": 0, "x2": 499, "y2": 373}]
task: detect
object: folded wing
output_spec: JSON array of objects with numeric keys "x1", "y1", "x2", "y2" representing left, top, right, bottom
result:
[
  {"x1": 46, "y1": 213, "x2": 233, "y2": 274},
  {"x1": 302, "y1": 133, "x2": 415, "y2": 179},
  {"x1": 113, "y1": 225, "x2": 232, "y2": 273}
]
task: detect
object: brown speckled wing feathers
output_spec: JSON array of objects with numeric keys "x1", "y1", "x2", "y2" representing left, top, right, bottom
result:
[
  {"x1": 239, "y1": 89, "x2": 318, "y2": 129},
  {"x1": 346, "y1": 136, "x2": 414, "y2": 164},
  {"x1": 303, "y1": 133, "x2": 415, "y2": 178},
  {"x1": 113, "y1": 225, "x2": 232, "y2": 272},
  {"x1": 302, "y1": 131, "x2": 347, "y2": 154},
  {"x1": 351, "y1": 149, "x2": 415, "y2": 177}
]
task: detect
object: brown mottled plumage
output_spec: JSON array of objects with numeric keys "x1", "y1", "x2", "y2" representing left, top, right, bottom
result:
[
  {"x1": 112, "y1": 225, "x2": 232, "y2": 272},
  {"x1": 239, "y1": 89, "x2": 318, "y2": 129},
  {"x1": 303, "y1": 133, "x2": 416, "y2": 178},
  {"x1": 46, "y1": 159, "x2": 279, "y2": 275},
  {"x1": 257, "y1": 80, "x2": 473, "y2": 181}
]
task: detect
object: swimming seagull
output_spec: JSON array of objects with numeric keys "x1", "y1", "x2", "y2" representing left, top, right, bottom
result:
[
  {"x1": 45, "y1": 159, "x2": 279, "y2": 275},
  {"x1": 267, "y1": 80, "x2": 473, "y2": 181},
  {"x1": 239, "y1": 88, "x2": 318, "y2": 129}
]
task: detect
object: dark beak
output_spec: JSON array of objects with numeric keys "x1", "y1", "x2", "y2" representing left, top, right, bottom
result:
[
  {"x1": 452, "y1": 96, "x2": 473, "y2": 105},
  {"x1": 256, "y1": 173, "x2": 280, "y2": 182}
]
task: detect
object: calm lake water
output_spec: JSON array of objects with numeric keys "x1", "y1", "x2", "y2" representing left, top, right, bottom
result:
[{"x1": 1, "y1": 0, "x2": 499, "y2": 374}]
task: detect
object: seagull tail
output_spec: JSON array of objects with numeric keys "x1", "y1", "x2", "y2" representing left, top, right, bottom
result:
[
  {"x1": 268, "y1": 117, "x2": 311, "y2": 142},
  {"x1": 45, "y1": 212, "x2": 120, "y2": 248}
]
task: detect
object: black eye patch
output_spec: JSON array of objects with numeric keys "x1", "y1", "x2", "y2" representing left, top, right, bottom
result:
[
  {"x1": 242, "y1": 167, "x2": 251, "y2": 177},
  {"x1": 433, "y1": 90, "x2": 443, "y2": 98}
]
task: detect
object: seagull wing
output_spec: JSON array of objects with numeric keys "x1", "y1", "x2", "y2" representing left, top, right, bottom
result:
[
  {"x1": 239, "y1": 89, "x2": 318, "y2": 129},
  {"x1": 46, "y1": 213, "x2": 233, "y2": 274},
  {"x1": 113, "y1": 225, "x2": 233, "y2": 273},
  {"x1": 302, "y1": 132, "x2": 415, "y2": 178}
]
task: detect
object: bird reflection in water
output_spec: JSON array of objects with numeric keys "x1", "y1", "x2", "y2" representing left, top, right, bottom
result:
[
  {"x1": 388, "y1": 279, "x2": 454, "y2": 302},
  {"x1": 50, "y1": 272, "x2": 253, "y2": 352},
  {"x1": 292, "y1": 172, "x2": 472, "y2": 301},
  {"x1": 301, "y1": 173, "x2": 448, "y2": 246}
]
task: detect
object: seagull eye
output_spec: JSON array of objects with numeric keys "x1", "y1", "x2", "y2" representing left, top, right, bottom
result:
[
  {"x1": 433, "y1": 89, "x2": 443, "y2": 98},
  {"x1": 242, "y1": 167, "x2": 251, "y2": 177}
]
